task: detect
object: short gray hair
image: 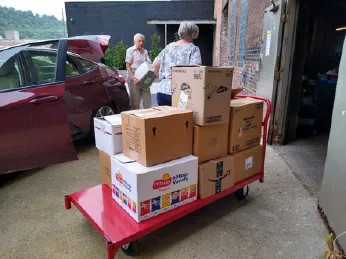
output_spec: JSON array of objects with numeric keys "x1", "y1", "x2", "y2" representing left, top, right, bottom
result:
[
  {"x1": 134, "y1": 33, "x2": 145, "y2": 42},
  {"x1": 178, "y1": 22, "x2": 199, "y2": 40}
]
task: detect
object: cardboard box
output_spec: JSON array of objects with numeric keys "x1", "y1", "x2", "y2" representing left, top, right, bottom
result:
[
  {"x1": 229, "y1": 97, "x2": 264, "y2": 154},
  {"x1": 121, "y1": 106, "x2": 193, "y2": 166},
  {"x1": 111, "y1": 154, "x2": 198, "y2": 222},
  {"x1": 99, "y1": 151, "x2": 111, "y2": 187},
  {"x1": 134, "y1": 62, "x2": 156, "y2": 90},
  {"x1": 198, "y1": 155, "x2": 233, "y2": 199},
  {"x1": 94, "y1": 114, "x2": 122, "y2": 156},
  {"x1": 171, "y1": 66, "x2": 234, "y2": 126},
  {"x1": 193, "y1": 123, "x2": 228, "y2": 163},
  {"x1": 231, "y1": 145, "x2": 263, "y2": 184}
]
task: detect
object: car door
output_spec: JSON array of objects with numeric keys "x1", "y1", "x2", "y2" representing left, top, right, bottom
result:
[
  {"x1": 0, "y1": 40, "x2": 77, "y2": 174},
  {"x1": 64, "y1": 54, "x2": 110, "y2": 134}
]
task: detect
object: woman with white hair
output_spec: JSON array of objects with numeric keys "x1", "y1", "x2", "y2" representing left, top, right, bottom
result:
[
  {"x1": 152, "y1": 21, "x2": 202, "y2": 106},
  {"x1": 125, "y1": 33, "x2": 152, "y2": 109}
]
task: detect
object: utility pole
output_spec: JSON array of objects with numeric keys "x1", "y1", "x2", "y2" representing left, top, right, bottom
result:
[{"x1": 62, "y1": 8, "x2": 66, "y2": 38}]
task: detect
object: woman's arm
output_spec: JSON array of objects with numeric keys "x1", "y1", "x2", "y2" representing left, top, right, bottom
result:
[
  {"x1": 190, "y1": 47, "x2": 202, "y2": 66},
  {"x1": 152, "y1": 61, "x2": 160, "y2": 78}
]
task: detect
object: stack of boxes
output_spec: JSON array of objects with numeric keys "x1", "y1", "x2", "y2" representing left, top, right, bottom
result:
[{"x1": 94, "y1": 65, "x2": 264, "y2": 223}]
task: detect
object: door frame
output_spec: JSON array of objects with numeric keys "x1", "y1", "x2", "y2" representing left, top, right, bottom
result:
[{"x1": 269, "y1": 0, "x2": 300, "y2": 144}]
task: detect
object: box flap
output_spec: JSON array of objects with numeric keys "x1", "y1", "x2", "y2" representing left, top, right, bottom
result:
[
  {"x1": 231, "y1": 88, "x2": 243, "y2": 99},
  {"x1": 173, "y1": 65, "x2": 204, "y2": 68},
  {"x1": 114, "y1": 153, "x2": 135, "y2": 164},
  {"x1": 104, "y1": 114, "x2": 122, "y2": 126}
]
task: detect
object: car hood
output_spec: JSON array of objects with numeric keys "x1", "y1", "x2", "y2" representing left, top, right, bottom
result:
[{"x1": 67, "y1": 35, "x2": 111, "y2": 62}]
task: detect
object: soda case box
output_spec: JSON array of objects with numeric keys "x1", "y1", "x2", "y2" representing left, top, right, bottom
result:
[
  {"x1": 134, "y1": 62, "x2": 156, "y2": 90},
  {"x1": 94, "y1": 114, "x2": 122, "y2": 156},
  {"x1": 111, "y1": 154, "x2": 198, "y2": 222},
  {"x1": 171, "y1": 66, "x2": 234, "y2": 126}
]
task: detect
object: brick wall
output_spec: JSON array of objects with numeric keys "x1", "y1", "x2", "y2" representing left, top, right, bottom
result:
[{"x1": 213, "y1": 0, "x2": 270, "y2": 94}]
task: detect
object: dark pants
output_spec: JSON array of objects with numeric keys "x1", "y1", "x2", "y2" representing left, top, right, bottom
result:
[{"x1": 157, "y1": 93, "x2": 172, "y2": 106}]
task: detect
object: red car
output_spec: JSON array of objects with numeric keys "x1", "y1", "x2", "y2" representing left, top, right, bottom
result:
[{"x1": 0, "y1": 37, "x2": 130, "y2": 174}]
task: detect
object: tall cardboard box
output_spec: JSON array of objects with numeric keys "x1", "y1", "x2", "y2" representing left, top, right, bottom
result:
[
  {"x1": 111, "y1": 154, "x2": 198, "y2": 222},
  {"x1": 94, "y1": 114, "x2": 122, "y2": 156},
  {"x1": 193, "y1": 123, "x2": 228, "y2": 163},
  {"x1": 231, "y1": 145, "x2": 263, "y2": 184},
  {"x1": 198, "y1": 155, "x2": 233, "y2": 199},
  {"x1": 172, "y1": 66, "x2": 234, "y2": 126},
  {"x1": 228, "y1": 98, "x2": 264, "y2": 154},
  {"x1": 121, "y1": 106, "x2": 193, "y2": 166},
  {"x1": 99, "y1": 151, "x2": 112, "y2": 187}
]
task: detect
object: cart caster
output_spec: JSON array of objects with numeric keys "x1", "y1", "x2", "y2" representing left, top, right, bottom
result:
[
  {"x1": 235, "y1": 186, "x2": 249, "y2": 200},
  {"x1": 121, "y1": 240, "x2": 139, "y2": 256}
]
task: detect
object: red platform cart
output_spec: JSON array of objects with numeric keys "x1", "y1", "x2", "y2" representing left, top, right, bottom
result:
[{"x1": 65, "y1": 95, "x2": 271, "y2": 259}]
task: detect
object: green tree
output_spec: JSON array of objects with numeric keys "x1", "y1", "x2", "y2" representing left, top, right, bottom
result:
[
  {"x1": 104, "y1": 41, "x2": 129, "y2": 70},
  {"x1": 149, "y1": 32, "x2": 163, "y2": 61},
  {"x1": 174, "y1": 32, "x2": 180, "y2": 42},
  {"x1": 114, "y1": 40, "x2": 128, "y2": 70},
  {"x1": 0, "y1": 6, "x2": 66, "y2": 40}
]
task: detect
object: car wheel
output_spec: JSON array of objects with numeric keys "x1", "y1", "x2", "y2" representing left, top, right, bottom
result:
[
  {"x1": 95, "y1": 105, "x2": 116, "y2": 118},
  {"x1": 88, "y1": 104, "x2": 116, "y2": 142}
]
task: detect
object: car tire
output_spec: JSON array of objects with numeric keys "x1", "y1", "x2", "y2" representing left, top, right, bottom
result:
[{"x1": 88, "y1": 104, "x2": 117, "y2": 142}]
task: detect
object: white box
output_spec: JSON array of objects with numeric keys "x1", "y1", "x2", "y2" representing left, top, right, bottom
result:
[
  {"x1": 111, "y1": 154, "x2": 198, "y2": 222},
  {"x1": 134, "y1": 62, "x2": 156, "y2": 90},
  {"x1": 94, "y1": 115, "x2": 122, "y2": 156}
]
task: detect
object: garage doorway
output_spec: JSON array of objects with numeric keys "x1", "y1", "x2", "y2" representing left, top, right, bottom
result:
[{"x1": 257, "y1": 0, "x2": 345, "y2": 196}]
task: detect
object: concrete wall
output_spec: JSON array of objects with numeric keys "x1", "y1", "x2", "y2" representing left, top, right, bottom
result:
[
  {"x1": 213, "y1": 0, "x2": 272, "y2": 94},
  {"x1": 318, "y1": 35, "x2": 346, "y2": 251},
  {"x1": 65, "y1": 0, "x2": 215, "y2": 65}
]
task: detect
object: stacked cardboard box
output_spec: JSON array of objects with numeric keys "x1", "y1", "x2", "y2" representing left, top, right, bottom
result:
[
  {"x1": 172, "y1": 66, "x2": 235, "y2": 199},
  {"x1": 172, "y1": 66, "x2": 264, "y2": 199},
  {"x1": 94, "y1": 114, "x2": 123, "y2": 187},
  {"x1": 228, "y1": 93, "x2": 264, "y2": 184},
  {"x1": 112, "y1": 106, "x2": 198, "y2": 222},
  {"x1": 93, "y1": 65, "x2": 265, "y2": 223}
]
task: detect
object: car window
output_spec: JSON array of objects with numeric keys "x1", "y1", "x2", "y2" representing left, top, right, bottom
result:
[
  {"x1": 0, "y1": 56, "x2": 23, "y2": 91},
  {"x1": 66, "y1": 59, "x2": 80, "y2": 77},
  {"x1": 24, "y1": 50, "x2": 57, "y2": 85},
  {"x1": 76, "y1": 58, "x2": 96, "y2": 73}
]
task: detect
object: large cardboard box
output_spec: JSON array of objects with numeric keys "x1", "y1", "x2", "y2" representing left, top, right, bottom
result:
[
  {"x1": 111, "y1": 154, "x2": 198, "y2": 222},
  {"x1": 99, "y1": 151, "x2": 112, "y2": 187},
  {"x1": 193, "y1": 123, "x2": 228, "y2": 163},
  {"x1": 121, "y1": 106, "x2": 193, "y2": 166},
  {"x1": 229, "y1": 98, "x2": 263, "y2": 154},
  {"x1": 172, "y1": 66, "x2": 234, "y2": 126},
  {"x1": 94, "y1": 114, "x2": 122, "y2": 156},
  {"x1": 134, "y1": 62, "x2": 156, "y2": 90},
  {"x1": 231, "y1": 145, "x2": 263, "y2": 184},
  {"x1": 198, "y1": 155, "x2": 233, "y2": 199}
]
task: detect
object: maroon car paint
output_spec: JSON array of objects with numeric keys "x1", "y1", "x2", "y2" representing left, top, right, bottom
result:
[{"x1": 0, "y1": 83, "x2": 78, "y2": 174}]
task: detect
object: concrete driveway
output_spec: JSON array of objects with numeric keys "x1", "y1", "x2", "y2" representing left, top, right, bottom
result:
[{"x1": 0, "y1": 141, "x2": 327, "y2": 259}]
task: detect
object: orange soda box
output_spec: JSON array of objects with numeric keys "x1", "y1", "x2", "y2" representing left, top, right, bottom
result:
[{"x1": 111, "y1": 154, "x2": 198, "y2": 222}]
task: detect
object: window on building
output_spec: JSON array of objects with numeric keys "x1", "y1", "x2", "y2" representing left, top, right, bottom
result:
[
  {"x1": 229, "y1": 0, "x2": 237, "y2": 65},
  {"x1": 238, "y1": 0, "x2": 248, "y2": 67}
]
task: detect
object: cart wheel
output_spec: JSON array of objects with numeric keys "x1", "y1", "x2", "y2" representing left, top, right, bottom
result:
[
  {"x1": 235, "y1": 186, "x2": 249, "y2": 200},
  {"x1": 121, "y1": 241, "x2": 139, "y2": 256}
]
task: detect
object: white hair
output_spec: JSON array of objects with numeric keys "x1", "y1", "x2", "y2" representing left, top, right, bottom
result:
[
  {"x1": 178, "y1": 22, "x2": 199, "y2": 40},
  {"x1": 134, "y1": 33, "x2": 145, "y2": 42}
]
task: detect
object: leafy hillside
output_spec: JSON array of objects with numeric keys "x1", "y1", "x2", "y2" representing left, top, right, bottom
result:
[{"x1": 0, "y1": 6, "x2": 66, "y2": 40}]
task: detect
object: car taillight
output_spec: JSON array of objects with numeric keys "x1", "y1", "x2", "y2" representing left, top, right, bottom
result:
[{"x1": 117, "y1": 75, "x2": 126, "y2": 85}]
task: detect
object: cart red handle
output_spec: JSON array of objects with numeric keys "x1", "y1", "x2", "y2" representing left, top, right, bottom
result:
[{"x1": 235, "y1": 94, "x2": 272, "y2": 181}]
